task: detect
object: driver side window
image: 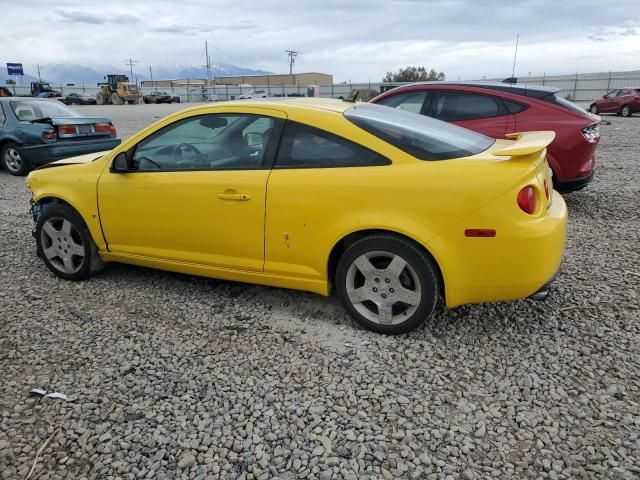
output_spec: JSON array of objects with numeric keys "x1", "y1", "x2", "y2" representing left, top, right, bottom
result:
[{"x1": 132, "y1": 114, "x2": 281, "y2": 172}]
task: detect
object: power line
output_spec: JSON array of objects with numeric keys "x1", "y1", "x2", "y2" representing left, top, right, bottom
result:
[{"x1": 124, "y1": 58, "x2": 139, "y2": 79}]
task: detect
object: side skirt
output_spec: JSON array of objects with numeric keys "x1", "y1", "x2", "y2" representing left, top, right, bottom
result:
[{"x1": 99, "y1": 252, "x2": 330, "y2": 296}]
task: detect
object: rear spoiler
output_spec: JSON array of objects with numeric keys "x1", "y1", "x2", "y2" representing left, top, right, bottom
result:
[
  {"x1": 31, "y1": 116, "x2": 113, "y2": 126},
  {"x1": 493, "y1": 131, "x2": 555, "y2": 157}
]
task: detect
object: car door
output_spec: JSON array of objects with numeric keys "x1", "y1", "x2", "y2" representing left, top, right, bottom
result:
[
  {"x1": 616, "y1": 89, "x2": 633, "y2": 111},
  {"x1": 427, "y1": 90, "x2": 510, "y2": 138},
  {"x1": 599, "y1": 90, "x2": 619, "y2": 112},
  {"x1": 97, "y1": 109, "x2": 286, "y2": 271},
  {"x1": 264, "y1": 120, "x2": 390, "y2": 280}
]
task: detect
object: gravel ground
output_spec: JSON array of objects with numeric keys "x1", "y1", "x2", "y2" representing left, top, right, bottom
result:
[{"x1": 1, "y1": 106, "x2": 639, "y2": 480}]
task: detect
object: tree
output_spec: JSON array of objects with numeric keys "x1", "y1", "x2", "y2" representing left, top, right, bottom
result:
[
  {"x1": 5, "y1": 79, "x2": 16, "y2": 85},
  {"x1": 383, "y1": 66, "x2": 445, "y2": 83}
]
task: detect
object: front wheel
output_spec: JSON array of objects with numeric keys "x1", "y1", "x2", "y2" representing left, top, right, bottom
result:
[
  {"x1": 589, "y1": 104, "x2": 599, "y2": 114},
  {"x1": 35, "y1": 203, "x2": 104, "y2": 281},
  {"x1": 336, "y1": 235, "x2": 440, "y2": 334},
  {"x1": 1, "y1": 142, "x2": 30, "y2": 176},
  {"x1": 621, "y1": 105, "x2": 632, "y2": 117}
]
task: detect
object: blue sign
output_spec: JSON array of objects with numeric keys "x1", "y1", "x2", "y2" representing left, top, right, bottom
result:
[{"x1": 7, "y1": 63, "x2": 23, "y2": 76}]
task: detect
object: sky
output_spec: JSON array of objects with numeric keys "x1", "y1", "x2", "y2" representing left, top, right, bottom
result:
[{"x1": 2, "y1": 0, "x2": 639, "y2": 82}]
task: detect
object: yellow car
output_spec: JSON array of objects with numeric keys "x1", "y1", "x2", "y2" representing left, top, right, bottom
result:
[{"x1": 26, "y1": 98, "x2": 567, "y2": 334}]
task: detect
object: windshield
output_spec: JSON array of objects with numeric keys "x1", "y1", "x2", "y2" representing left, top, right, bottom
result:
[
  {"x1": 344, "y1": 103, "x2": 494, "y2": 160},
  {"x1": 11, "y1": 100, "x2": 81, "y2": 121}
]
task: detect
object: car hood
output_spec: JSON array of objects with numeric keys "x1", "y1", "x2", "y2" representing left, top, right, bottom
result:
[{"x1": 35, "y1": 151, "x2": 110, "y2": 170}]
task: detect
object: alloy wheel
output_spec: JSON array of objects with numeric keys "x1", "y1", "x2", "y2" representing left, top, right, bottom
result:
[
  {"x1": 3, "y1": 147, "x2": 23, "y2": 173},
  {"x1": 40, "y1": 217, "x2": 86, "y2": 274},
  {"x1": 345, "y1": 250, "x2": 422, "y2": 325}
]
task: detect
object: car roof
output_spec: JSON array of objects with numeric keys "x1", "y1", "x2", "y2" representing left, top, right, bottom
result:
[
  {"x1": 393, "y1": 81, "x2": 561, "y2": 99},
  {"x1": 186, "y1": 97, "x2": 354, "y2": 114},
  {"x1": 0, "y1": 97, "x2": 60, "y2": 102}
]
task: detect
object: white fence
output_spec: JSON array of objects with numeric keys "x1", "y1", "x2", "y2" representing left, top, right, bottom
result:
[{"x1": 5, "y1": 70, "x2": 640, "y2": 103}]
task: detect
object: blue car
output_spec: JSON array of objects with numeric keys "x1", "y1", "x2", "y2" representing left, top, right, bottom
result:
[{"x1": 0, "y1": 97, "x2": 121, "y2": 175}]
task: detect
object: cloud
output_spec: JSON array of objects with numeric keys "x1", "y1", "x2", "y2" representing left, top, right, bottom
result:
[
  {"x1": 149, "y1": 22, "x2": 257, "y2": 36},
  {"x1": 56, "y1": 9, "x2": 139, "y2": 25}
]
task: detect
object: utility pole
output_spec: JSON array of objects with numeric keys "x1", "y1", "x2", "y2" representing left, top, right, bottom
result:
[
  {"x1": 36, "y1": 64, "x2": 42, "y2": 82},
  {"x1": 149, "y1": 66, "x2": 154, "y2": 89},
  {"x1": 125, "y1": 57, "x2": 139, "y2": 79},
  {"x1": 205, "y1": 41, "x2": 212, "y2": 87},
  {"x1": 285, "y1": 50, "x2": 298, "y2": 79}
]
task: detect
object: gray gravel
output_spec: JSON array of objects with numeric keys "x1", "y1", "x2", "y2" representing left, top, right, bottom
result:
[{"x1": 1, "y1": 106, "x2": 639, "y2": 479}]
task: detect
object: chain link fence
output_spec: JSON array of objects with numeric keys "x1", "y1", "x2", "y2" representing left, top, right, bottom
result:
[{"x1": 4, "y1": 70, "x2": 639, "y2": 103}]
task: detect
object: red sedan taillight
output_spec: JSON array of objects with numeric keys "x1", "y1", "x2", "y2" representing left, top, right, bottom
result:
[
  {"x1": 581, "y1": 123, "x2": 600, "y2": 143},
  {"x1": 95, "y1": 123, "x2": 117, "y2": 136},
  {"x1": 517, "y1": 186, "x2": 537, "y2": 214}
]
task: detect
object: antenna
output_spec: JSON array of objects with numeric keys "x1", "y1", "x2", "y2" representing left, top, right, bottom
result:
[
  {"x1": 285, "y1": 50, "x2": 298, "y2": 76},
  {"x1": 125, "y1": 57, "x2": 139, "y2": 79},
  {"x1": 511, "y1": 34, "x2": 519, "y2": 80}
]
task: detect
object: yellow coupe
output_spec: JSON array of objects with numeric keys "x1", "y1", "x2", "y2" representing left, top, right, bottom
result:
[{"x1": 26, "y1": 99, "x2": 567, "y2": 334}]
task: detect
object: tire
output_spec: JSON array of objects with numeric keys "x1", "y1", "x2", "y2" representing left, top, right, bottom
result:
[
  {"x1": 621, "y1": 104, "x2": 632, "y2": 117},
  {"x1": 143, "y1": 98, "x2": 149, "y2": 104},
  {"x1": 589, "y1": 104, "x2": 598, "y2": 114},
  {"x1": 336, "y1": 234, "x2": 440, "y2": 334},
  {"x1": 96, "y1": 92, "x2": 107, "y2": 105},
  {"x1": 1, "y1": 142, "x2": 30, "y2": 176},
  {"x1": 35, "y1": 203, "x2": 104, "y2": 281},
  {"x1": 112, "y1": 93, "x2": 124, "y2": 105}
]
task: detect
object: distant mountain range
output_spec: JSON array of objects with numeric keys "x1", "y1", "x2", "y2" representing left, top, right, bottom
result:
[{"x1": 1, "y1": 63, "x2": 271, "y2": 85}]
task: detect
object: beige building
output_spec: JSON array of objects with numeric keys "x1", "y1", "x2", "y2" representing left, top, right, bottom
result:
[
  {"x1": 214, "y1": 72, "x2": 333, "y2": 86},
  {"x1": 142, "y1": 73, "x2": 333, "y2": 89}
]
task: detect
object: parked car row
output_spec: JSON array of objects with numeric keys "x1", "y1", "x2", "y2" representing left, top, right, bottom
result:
[{"x1": 0, "y1": 83, "x2": 631, "y2": 333}]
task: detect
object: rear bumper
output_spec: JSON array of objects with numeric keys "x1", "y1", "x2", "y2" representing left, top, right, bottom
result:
[
  {"x1": 433, "y1": 191, "x2": 567, "y2": 308},
  {"x1": 556, "y1": 171, "x2": 594, "y2": 193},
  {"x1": 21, "y1": 138, "x2": 121, "y2": 167}
]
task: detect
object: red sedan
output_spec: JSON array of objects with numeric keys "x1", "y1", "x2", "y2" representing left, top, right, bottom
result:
[
  {"x1": 371, "y1": 82, "x2": 600, "y2": 193},
  {"x1": 589, "y1": 88, "x2": 640, "y2": 117}
]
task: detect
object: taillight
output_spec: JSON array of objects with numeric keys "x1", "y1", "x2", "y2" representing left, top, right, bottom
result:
[
  {"x1": 581, "y1": 123, "x2": 600, "y2": 143},
  {"x1": 58, "y1": 124, "x2": 78, "y2": 137},
  {"x1": 517, "y1": 186, "x2": 537, "y2": 214},
  {"x1": 42, "y1": 130, "x2": 57, "y2": 142},
  {"x1": 95, "y1": 123, "x2": 117, "y2": 136}
]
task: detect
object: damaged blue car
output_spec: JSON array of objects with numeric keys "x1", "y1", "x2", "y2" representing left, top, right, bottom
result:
[{"x1": 0, "y1": 97, "x2": 120, "y2": 175}]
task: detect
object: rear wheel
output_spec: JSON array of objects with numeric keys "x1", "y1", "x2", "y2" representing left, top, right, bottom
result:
[
  {"x1": 1, "y1": 142, "x2": 30, "y2": 176},
  {"x1": 336, "y1": 235, "x2": 440, "y2": 334},
  {"x1": 589, "y1": 104, "x2": 598, "y2": 114},
  {"x1": 621, "y1": 104, "x2": 632, "y2": 117},
  {"x1": 35, "y1": 204, "x2": 103, "y2": 281},
  {"x1": 111, "y1": 93, "x2": 124, "y2": 105}
]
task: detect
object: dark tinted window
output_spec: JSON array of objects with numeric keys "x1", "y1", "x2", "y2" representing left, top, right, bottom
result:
[
  {"x1": 503, "y1": 99, "x2": 528, "y2": 114},
  {"x1": 619, "y1": 89, "x2": 631, "y2": 96},
  {"x1": 275, "y1": 121, "x2": 389, "y2": 168},
  {"x1": 132, "y1": 114, "x2": 281, "y2": 171},
  {"x1": 377, "y1": 91, "x2": 429, "y2": 114},
  {"x1": 429, "y1": 91, "x2": 501, "y2": 121},
  {"x1": 542, "y1": 95, "x2": 589, "y2": 116},
  {"x1": 344, "y1": 103, "x2": 494, "y2": 161},
  {"x1": 605, "y1": 90, "x2": 619, "y2": 98}
]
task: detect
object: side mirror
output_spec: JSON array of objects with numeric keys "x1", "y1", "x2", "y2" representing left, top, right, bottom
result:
[{"x1": 111, "y1": 152, "x2": 129, "y2": 173}]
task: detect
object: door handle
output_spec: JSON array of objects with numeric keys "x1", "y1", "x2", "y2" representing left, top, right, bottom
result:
[{"x1": 218, "y1": 193, "x2": 250, "y2": 201}]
